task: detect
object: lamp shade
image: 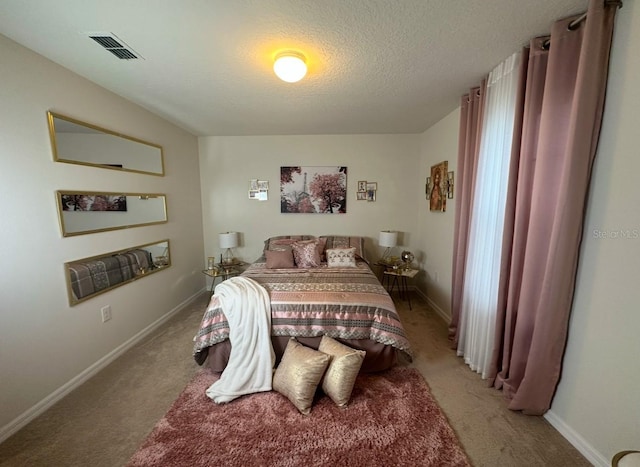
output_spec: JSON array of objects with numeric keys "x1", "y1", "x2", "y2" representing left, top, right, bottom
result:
[
  {"x1": 218, "y1": 232, "x2": 238, "y2": 249},
  {"x1": 378, "y1": 231, "x2": 397, "y2": 248},
  {"x1": 273, "y1": 51, "x2": 307, "y2": 83}
]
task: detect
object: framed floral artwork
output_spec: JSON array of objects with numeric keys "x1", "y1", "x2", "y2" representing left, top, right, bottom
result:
[{"x1": 280, "y1": 166, "x2": 347, "y2": 213}]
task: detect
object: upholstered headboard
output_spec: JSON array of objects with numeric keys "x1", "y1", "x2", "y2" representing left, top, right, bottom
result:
[{"x1": 262, "y1": 235, "x2": 367, "y2": 263}]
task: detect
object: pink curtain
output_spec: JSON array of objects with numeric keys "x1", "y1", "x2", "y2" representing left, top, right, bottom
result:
[
  {"x1": 488, "y1": 0, "x2": 621, "y2": 414},
  {"x1": 449, "y1": 82, "x2": 485, "y2": 348}
]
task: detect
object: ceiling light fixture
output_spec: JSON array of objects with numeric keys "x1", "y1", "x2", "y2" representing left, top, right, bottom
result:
[{"x1": 273, "y1": 51, "x2": 307, "y2": 83}]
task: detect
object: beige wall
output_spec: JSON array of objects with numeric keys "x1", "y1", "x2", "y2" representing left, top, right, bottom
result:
[
  {"x1": 0, "y1": 35, "x2": 204, "y2": 439},
  {"x1": 545, "y1": 2, "x2": 640, "y2": 464},
  {"x1": 417, "y1": 108, "x2": 460, "y2": 319},
  {"x1": 198, "y1": 134, "x2": 421, "y2": 269}
]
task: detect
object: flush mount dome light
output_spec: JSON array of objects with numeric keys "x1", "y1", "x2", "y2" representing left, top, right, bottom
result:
[{"x1": 273, "y1": 51, "x2": 307, "y2": 83}]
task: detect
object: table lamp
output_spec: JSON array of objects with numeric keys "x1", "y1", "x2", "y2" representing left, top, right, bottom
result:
[
  {"x1": 219, "y1": 231, "x2": 238, "y2": 265},
  {"x1": 378, "y1": 230, "x2": 397, "y2": 262}
]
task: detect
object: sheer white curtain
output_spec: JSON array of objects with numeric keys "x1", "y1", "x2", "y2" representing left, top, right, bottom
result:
[{"x1": 457, "y1": 52, "x2": 521, "y2": 378}]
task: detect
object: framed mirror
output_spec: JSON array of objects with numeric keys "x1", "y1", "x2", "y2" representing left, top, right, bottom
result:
[
  {"x1": 65, "y1": 239, "x2": 171, "y2": 306},
  {"x1": 56, "y1": 190, "x2": 168, "y2": 237},
  {"x1": 47, "y1": 111, "x2": 165, "y2": 176}
]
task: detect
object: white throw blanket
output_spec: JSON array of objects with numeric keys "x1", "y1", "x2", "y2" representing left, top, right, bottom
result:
[{"x1": 205, "y1": 276, "x2": 275, "y2": 403}]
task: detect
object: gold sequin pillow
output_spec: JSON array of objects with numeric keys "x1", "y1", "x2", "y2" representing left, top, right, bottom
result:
[
  {"x1": 318, "y1": 335, "x2": 365, "y2": 407},
  {"x1": 272, "y1": 338, "x2": 331, "y2": 415}
]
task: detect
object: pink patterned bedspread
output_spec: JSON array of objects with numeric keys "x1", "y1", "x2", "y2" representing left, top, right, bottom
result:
[{"x1": 193, "y1": 261, "x2": 411, "y2": 360}]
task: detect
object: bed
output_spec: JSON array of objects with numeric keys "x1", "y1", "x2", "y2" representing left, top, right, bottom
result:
[{"x1": 193, "y1": 235, "x2": 412, "y2": 372}]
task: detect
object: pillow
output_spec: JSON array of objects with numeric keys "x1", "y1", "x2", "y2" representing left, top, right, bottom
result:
[
  {"x1": 320, "y1": 236, "x2": 366, "y2": 262},
  {"x1": 264, "y1": 235, "x2": 315, "y2": 252},
  {"x1": 316, "y1": 237, "x2": 328, "y2": 262},
  {"x1": 326, "y1": 247, "x2": 357, "y2": 268},
  {"x1": 318, "y1": 336, "x2": 365, "y2": 407},
  {"x1": 291, "y1": 240, "x2": 321, "y2": 268},
  {"x1": 269, "y1": 239, "x2": 298, "y2": 250},
  {"x1": 272, "y1": 338, "x2": 331, "y2": 415},
  {"x1": 265, "y1": 249, "x2": 295, "y2": 268}
]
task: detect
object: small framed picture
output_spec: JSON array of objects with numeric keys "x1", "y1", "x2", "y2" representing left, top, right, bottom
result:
[
  {"x1": 366, "y1": 182, "x2": 377, "y2": 191},
  {"x1": 446, "y1": 172, "x2": 454, "y2": 199},
  {"x1": 357, "y1": 180, "x2": 367, "y2": 192},
  {"x1": 250, "y1": 179, "x2": 259, "y2": 190},
  {"x1": 367, "y1": 190, "x2": 376, "y2": 202},
  {"x1": 257, "y1": 180, "x2": 269, "y2": 191},
  {"x1": 249, "y1": 190, "x2": 259, "y2": 199},
  {"x1": 356, "y1": 191, "x2": 367, "y2": 200}
]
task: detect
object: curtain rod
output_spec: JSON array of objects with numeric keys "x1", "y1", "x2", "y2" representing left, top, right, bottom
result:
[
  {"x1": 568, "y1": 12, "x2": 588, "y2": 30},
  {"x1": 542, "y1": 1, "x2": 622, "y2": 50},
  {"x1": 542, "y1": 13, "x2": 586, "y2": 50}
]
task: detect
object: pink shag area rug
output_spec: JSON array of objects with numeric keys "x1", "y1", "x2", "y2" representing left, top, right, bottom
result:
[{"x1": 127, "y1": 367, "x2": 470, "y2": 467}]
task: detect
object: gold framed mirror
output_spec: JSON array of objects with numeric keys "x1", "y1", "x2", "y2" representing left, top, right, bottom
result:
[
  {"x1": 56, "y1": 190, "x2": 168, "y2": 237},
  {"x1": 47, "y1": 111, "x2": 165, "y2": 176},
  {"x1": 65, "y1": 239, "x2": 171, "y2": 306}
]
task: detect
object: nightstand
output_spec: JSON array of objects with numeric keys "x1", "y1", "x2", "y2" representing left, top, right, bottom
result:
[
  {"x1": 202, "y1": 262, "x2": 247, "y2": 297},
  {"x1": 383, "y1": 268, "x2": 419, "y2": 310},
  {"x1": 373, "y1": 259, "x2": 401, "y2": 282}
]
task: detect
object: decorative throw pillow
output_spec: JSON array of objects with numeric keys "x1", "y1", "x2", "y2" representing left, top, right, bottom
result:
[
  {"x1": 265, "y1": 249, "x2": 295, "y2": 268},
  {"x1": 264, "y1": 236, "x2": 315, "y2": 252},
  {"x1": 272, "y1": 338, "x2": 331, "y2": 415},
  {"x1": 269, "y1": 239, "x2": 298, "y2": 249},
  {"x1": 291, "y1": 240, "x2": 321, "y2": 268},
  {"x1": 316, "y1": 237, "x2": 328, "y2": 262},
  {"x1": 326, "y1": 247, "x2": 357, "y2": 267},
  {"x1": 318, "y1": 335, "x2": 365, "y2": 407},
  {"x1": 321, "y1": 236, "x2": 366, "y2": 262}
]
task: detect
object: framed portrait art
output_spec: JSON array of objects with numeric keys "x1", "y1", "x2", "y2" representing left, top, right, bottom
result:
[{"x1": 427, "y1": 161, "x2": 447, "y2": 212}]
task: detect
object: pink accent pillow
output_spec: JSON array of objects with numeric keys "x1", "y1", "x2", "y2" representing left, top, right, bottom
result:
[
  {"x1": 265, "y1": 249, "x2": 295, "y2": 268},
  {"x1": 293, "y1": 238, "x2": 326, "y2": 258},
  {"x1": 316, "y1": 237, "x2": 328, "y2": 261},
  {"x1": 271, "y1": 239, "x2": 298, "y2": 247},
  {"x1": 264, "y1": 236, "x2": 315, "y2": 252},
  {"x1": 292, "y1": 241, "x2": 321, "y2": 268}
]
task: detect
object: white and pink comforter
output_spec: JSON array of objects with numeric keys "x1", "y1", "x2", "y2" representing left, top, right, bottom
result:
[{"x1": 193, "y1": 260, "x2": 411, "y2": 360}]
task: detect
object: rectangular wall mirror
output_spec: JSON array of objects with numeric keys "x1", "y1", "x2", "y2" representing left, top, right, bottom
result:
[
  {"x1": 65, "y1": 239, "x2": 170, "y2": 306},
  {"x1": 47, "y1": 111, "x2": 165, "y2": 176},
  {"x1": 56, "y1": 190, "x2": 168, "y2": 237}
]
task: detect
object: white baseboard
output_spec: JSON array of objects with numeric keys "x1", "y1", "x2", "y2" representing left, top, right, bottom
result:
[
  {"x1": 413, "y1": 287, "x2": 450, "y2": 323},
  {"x1": 0, "y1": 289, "x2": 205, "y2": 444},
  {"x1": 544, "y1": 410, "x2": 609, "y2": 466},
  {"x1": 412, "y1": 287, "x2": 606, "y2": 466}
]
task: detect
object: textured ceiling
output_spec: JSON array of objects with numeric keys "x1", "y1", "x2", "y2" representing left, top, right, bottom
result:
[{"x1": 0, "y1": 0, "x2": 588, "y2": 136}]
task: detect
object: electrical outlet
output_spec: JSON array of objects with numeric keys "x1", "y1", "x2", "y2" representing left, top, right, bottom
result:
[{"x1": 101, "y1": 305, "x2": 112, "y2": 323}]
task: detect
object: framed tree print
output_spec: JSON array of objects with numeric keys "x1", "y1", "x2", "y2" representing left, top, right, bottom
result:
[{"x1": 280, "y1": 166, "x2": 347, "y2": 213}]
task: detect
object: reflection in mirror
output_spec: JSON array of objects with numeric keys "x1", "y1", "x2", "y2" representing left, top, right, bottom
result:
[
  {"x1": 56, "y1": 190, "x2": 168, "y2": 237},
  {"x1": 47, "y1": 111, "x2": 165, "y2": 176},
  {"x1": 65, "y1": 239, "x2": 170, "y2": 306}
]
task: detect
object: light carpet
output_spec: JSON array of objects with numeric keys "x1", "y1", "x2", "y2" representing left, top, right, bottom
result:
[{"x1": 127, "y1": 366, "x2": 470, "y2": 467}]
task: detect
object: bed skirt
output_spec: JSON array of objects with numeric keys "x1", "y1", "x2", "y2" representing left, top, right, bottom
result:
[{"x1": 197, "y1": 336, "x2": 398, "y2": 373}]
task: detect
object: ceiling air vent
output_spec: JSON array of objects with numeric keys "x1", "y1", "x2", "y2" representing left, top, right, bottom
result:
[{"x1": 86, "y1": 32, "x2": 142, "y2": 60}]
